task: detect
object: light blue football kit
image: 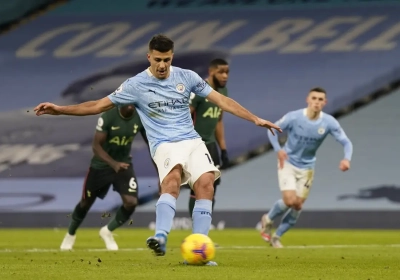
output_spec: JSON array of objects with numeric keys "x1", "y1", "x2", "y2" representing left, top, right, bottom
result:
[
  {"x1": 265, "y1": 109, "x2": 353, "y2": 239},
  {"x1": 269, "y1": 109, "x2": 352, "y2": 169},
  {"x1": 107, "y1": 66, "x2": 218, "y2": 264},
  {"x1": 107, "y1": 66, "x2": 212, "y2": 157}
]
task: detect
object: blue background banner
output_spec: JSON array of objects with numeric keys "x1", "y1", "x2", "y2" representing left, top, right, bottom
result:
[{"x1": 1, "y1": 6, "x2": 400, "y2": 209}]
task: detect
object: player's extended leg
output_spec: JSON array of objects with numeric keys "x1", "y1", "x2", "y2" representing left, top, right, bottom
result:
[
  {"x1": 100, "y1": 194, "x2": 137, "y2": 250},
  {"x1": 271, "y1": 168, "x2": 313, "y2": 248},
  {"x1": 61, "y1": 167, "x2": 113, "y2": 250},
  {"x1": 188, "y1": 142, "x2": 221, "y2": 216},
  {"x1": 272, "y1": 199, "x2": 303, "y2": 248},
  {"x1": 146, "y1": 164, "x2": 183, "y2": 256},
  {"x1": 192, "y1": 172, "x2": 215, "y2": 235},
  {"x1": 60, "y1": 196, "x2": 96, "y2": 250},
  {"x1": 184, "y1": 140, "x2": 220, "y2": 266},
  {"x1": 260, "y1": 161, "x2": 296, "y2": 243},
  {"x1": 100, "y1": 168, "x2": 139, "y2": 250}
]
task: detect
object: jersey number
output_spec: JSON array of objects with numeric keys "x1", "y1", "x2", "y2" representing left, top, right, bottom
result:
[
  {"x1": 205, "y1": 153, "x2": 212, "y2": 164},
  {"x1": 128, "y1": 178, "x2": 137, "y2": 192}
]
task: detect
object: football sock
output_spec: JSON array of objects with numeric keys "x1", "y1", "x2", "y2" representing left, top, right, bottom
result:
[
  {"x1": 192, "y1": 199, "x2": 212, "y2": 235},
  {"x1": 107, "y1": 205, "x2": 135, "y2": 231},
  {"x1": 267, "y1": 199, "x2": 289, "y2": 221},
  {"x1": 68, "y1": 203, "x2": 89, "y2": 235},
  {"x1": 155, "y1": 193, "x2": 176, "y2": 236},
  {"x1": 189, "y1": 183, "x2": 217, "y2": 217},
  {"x1": 275, "y1": 209, "x2": 301, "y2": 237}
]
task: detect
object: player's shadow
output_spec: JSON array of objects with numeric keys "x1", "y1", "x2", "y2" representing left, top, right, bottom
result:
[{"x1": 337, "y1": 185, "x2": 400, "y2": 203}]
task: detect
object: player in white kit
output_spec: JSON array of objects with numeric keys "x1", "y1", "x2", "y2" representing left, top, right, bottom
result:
[
  {"x1": 260, "y1": 87, "x2": 353, "y2": 248},
  {"x1": 34, "y1": 34, "x2": 282, "y2": 265}
]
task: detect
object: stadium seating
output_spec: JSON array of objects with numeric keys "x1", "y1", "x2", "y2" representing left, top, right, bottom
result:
[{"x1": 1, "y1": 2, "x2": 400, "y2": 212}]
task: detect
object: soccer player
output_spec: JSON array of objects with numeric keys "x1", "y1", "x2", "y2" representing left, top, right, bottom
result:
[
  {"x1": 187, "y1": 58, "x2": 230, "y2": 217},
  {"x1": 60, "y1": 105, "x2": 148, "y2": 251},
  {"x1": 34, "y1": 34, "x2": 282, "y2": 265},
  {"x1": 260, "y1": 87, "x2": 353, "y2": 248}
]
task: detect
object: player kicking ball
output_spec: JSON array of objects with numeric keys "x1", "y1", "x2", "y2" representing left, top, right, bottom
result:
[
  {"x1": 260, "y1": 87, "x2": 353, "y2": 248},
  {"x1": 60, "y1": 105, "x2": 150, "y2": 251},
  {"x1": 187, "y1": 58, "x2": 230, "y2": 218},
  {"x1": 34, "y1": 34, "x2": 282, "y2": 265}
]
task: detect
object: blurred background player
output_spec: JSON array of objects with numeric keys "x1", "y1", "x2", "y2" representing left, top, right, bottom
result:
[
  {"x1": 60, "y1": 105, "x2": 150, "y2": 251},
  {"x1": 260, "y1": 87, "x2": 353, "y2": 248},
  {"x1": 187, "y1": 58, "x2": 230, "y2": 217}
]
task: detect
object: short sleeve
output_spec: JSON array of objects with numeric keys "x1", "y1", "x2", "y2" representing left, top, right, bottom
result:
[
  {"x1": 275, "y1": 112, "x2": 295, "y2": 131},
  {"x1": 107, "y1": 78, "x2": 137, "y2": 106},
  {"x1": 95, "y1": 112, "x2": 111, "y2": 133},
  {"x1": 187, "y1": 70, "x2": 213, "y2": 98},
  {"x1": 189, "y1": 92, "x2": 202, "y2": 109}
]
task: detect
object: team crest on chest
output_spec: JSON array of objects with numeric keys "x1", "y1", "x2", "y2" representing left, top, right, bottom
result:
[
  {"x1": 318, "y1": 127, "x2": 325, "y2": 135},
  {"x1": 176, "y1": 83, "x2": 185, "y2": 93}
]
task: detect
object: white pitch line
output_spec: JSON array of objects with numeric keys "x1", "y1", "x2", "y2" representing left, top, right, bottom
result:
[{"x1": 0, "y1": 244, "x2": 399, "y2": 253}]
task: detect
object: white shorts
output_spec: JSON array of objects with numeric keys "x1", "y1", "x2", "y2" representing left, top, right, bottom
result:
[
  {"x1": 278, "y1": 161, "x2": 314, "y2": 199},
  {"x1": 153, "y1": 138, "x2": 221, "y2": 188}
]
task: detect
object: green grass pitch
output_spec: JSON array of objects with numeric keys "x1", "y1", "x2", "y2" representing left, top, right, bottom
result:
[{"x1": 0, "y1": 228, "x2": 399, "y2": 279}]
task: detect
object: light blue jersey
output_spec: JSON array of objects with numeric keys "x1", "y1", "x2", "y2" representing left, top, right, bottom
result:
[
  {"x1": 268, "y1": 109, "x2": 353, "y2": 169},
  {"x1": 107, "y1": 66, "x2": 213, "y2": 157}
]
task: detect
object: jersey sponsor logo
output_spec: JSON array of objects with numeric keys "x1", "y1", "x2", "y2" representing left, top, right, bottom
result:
[
  {"x1": 111, "y1": 126, "x2": 120, "y2": 130},
  {"x1": 176, "y1": 83, "x2": 185, "y2": 93},
  {"x1": 109, "y1": 136, "x2": 133, "y2": 146},
  {"x1": 148, "y1": 97, "x2": 189, "y2": 109},
  {"x1": 203, "y1": 107, "x2": 222, "y2": 119},
  {"x1": 318, "y1": 127, "x2": 326, "y2": 134}
]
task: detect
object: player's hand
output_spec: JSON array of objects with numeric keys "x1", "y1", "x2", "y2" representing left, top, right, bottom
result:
[
  {"x1": 339, "y1": 159, "x2": 350, "y2": 172},
  {"x1": 277, "y1": 150, "x2": 288, "y2": 169},
  {"x1": 220, "y1": 149, "x2": 229, "y2": 169},
  {"x1": 112, "y1": 162, "x2": 130, "y2": 173},
  {"x1": 255, "y1": 118, "x2": 282, "y2": 135},
  {"x1": 34, "y1": 102, "x2": 62, "y2": 116}
]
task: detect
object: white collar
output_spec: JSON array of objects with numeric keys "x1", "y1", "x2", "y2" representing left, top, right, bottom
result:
[
  {"x1": 303, "y1": 108, "x2": 324, "y2": 119},
  {"x1": 146, "y1": 66, "x2": 173, "y2": 76}
]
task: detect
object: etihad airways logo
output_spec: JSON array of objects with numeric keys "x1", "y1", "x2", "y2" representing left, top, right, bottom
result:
[{"x1": 148, "y1": 97, "x2": 189, "y2": 109}]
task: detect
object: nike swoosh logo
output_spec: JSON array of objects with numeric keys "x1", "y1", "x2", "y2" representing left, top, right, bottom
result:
[{"x1": 111, "y1": 126, "x2": 120, "y2": 130}]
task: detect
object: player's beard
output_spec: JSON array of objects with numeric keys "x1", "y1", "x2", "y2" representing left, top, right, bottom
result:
[{"x1": 212, "y1": 75, "x2": 226, "y2": 88}]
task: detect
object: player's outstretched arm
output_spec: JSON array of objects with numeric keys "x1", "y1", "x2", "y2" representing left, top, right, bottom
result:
[
  {"x1": 206, "y1": 90, "x2": 282, "y2": 135},
  {"x1": 34, "y1": 97, "x2": 115, "y2": 116}
]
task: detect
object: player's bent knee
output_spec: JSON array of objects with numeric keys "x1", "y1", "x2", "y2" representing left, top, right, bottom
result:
[
  {"x1": 161, "y1": 164, "x2": 182, "y2": 197},
  {"x1": 293, "y1": 198, "x2": 305, "y2": 211},
  {"x1": 193, "y1": 171, "x2": 215, "y2": 200},
  {"x1": 282, "y1": 192, "x2": 297, "y2": 207}
]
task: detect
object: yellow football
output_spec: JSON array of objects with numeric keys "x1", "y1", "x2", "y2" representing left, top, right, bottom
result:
[{"x1": 180, "y1": 233, "x2": 216, "y2": 265}]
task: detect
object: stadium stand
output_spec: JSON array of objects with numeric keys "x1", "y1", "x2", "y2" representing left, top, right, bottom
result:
[{"x1": 1, "y1": 1, "x2": 400, "y2": 227}]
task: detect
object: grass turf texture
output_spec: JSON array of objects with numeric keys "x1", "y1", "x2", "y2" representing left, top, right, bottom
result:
[{"x1": 0, "y1": 229, "x2": 399, "y2": 280}]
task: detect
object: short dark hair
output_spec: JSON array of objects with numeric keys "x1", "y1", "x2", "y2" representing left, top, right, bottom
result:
[
  {"x1": 309, "y1": 87, "x2": 327, "y2": 95},
  {"x1": 148, "y1": 34, "x2": 174, "y2": 53},
  {"x1": 209, "y1": 58, "x2": 228, "y2": 68}
]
